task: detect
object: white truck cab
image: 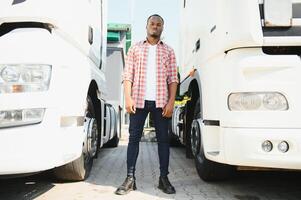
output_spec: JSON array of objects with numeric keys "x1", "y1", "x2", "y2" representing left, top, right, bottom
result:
[
  {"x1": 0, "y1": 0, "x2": 120, "y2": 180},
  {"x1": 172, "y1": 0, "x2": 301, "y2": 181}
]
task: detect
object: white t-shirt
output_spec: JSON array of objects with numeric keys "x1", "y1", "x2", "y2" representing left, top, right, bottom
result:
[{"x1": 144, "y1": 45, "x2": 157, "y2": 101}]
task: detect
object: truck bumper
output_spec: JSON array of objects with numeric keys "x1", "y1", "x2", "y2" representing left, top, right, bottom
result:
[
  {"x1": 0, "y1": 108, "x2": 84, "y2": 175},
  {"x1": 210, "y1": 127, "x2": 301, "y2": 170}
]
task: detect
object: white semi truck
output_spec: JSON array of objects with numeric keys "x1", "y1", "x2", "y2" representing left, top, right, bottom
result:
[
  {"x1": 0, "y1": 0, "x2": 121, "y2": 180},
  {"x1": 171, "y1": 0, "x2": 301, "y2": 181}
]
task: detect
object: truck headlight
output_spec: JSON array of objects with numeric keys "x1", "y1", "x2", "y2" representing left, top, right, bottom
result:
[
  {"x1": 1, "y1": 66, "x2": 20, "y2": 82},
  {"x1": 0, "y1": 64, "x2": 51, "y2": 93},
  {"x1": 228, "y1": 92, "x2": 288, "y2": 111},
  {"x1": 0, "y1": 108, "x2": 45, "y2": 128}
]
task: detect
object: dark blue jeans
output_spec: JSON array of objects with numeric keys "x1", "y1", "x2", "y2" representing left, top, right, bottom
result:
[{"x1": 127, "y1": 100, "x2": 170, "y2": 177}]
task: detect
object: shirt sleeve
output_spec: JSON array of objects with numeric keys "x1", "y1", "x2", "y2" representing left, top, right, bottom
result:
[
  {"x1": 122, "y1": 46, "x2": 135, "y2": 83},
  {"x1": 167, "y1": 48, "x2": 179, "y2": 84}
]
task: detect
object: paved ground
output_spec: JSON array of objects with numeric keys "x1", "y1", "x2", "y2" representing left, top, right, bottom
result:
[{"x1": 0, "y1": 129, "x2": 301, "y2": 200}]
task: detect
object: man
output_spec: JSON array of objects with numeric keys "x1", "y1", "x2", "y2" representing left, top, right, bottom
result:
[{"x1": 115, "y1": 14, "x2": 178, "y2": 195}]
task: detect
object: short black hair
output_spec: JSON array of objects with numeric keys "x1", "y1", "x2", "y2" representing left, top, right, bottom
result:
[{"x1": 147, "y1": 14, "x2": 164, "y2": 24}]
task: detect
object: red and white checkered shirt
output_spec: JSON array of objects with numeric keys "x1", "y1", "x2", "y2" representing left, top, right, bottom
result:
[{"x1": 123, "y1": 40, "x2": 178, "y2": 108}]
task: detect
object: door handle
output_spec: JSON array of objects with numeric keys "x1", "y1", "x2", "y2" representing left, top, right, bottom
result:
[
  {"x1": 88, "y1": 26, "x2": 93, "y2": 45},
  {"x1": 195, "y1": 39, "x2": 200, "y2": 52}
]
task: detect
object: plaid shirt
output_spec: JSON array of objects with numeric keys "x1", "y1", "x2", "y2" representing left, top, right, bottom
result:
[{"x1": 123, "y1": 40, "x2": 178, "y2": 108}]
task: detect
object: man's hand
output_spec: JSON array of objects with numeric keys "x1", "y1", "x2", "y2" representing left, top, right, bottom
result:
[
  {"x1": 125, "y1": 97, "x2": 136, "y2": 114},
  {"x1": 124, "y1": 80, "x2": 135, "y2": 114},
  {"x1": 162, "y1": 101, "x2": 174, "y2": 118},
  {"x1": 163, "y1": 82, "x2": 177, "y2": 118}
]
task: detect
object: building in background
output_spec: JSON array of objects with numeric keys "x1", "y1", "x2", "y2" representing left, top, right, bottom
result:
[{"x1": 106, "y1": 24, "x2": 131, "y2": 125}]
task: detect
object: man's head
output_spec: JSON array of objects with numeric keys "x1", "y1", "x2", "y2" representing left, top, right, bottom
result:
[{"x1": 146, "y1": 14, "x2": 164, "y2": 39}]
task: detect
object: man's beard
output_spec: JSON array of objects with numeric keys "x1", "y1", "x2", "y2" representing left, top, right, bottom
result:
[{"x1": 149, "y1": 33, "x2": 161, "y2": 38}]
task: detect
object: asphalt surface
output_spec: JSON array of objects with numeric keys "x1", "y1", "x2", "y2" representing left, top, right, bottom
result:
[{"x1": 0, "y1": 131, "x2": 301, "y2": 200}]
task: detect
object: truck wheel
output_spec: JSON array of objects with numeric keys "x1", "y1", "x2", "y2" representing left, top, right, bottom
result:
[
  {"x1": 105, "y1": 134, "x2": 119, "y2": 148},
  {"x1": 184, "y1": 100, "x2": 194, "y2": 158},
  {"x1": 168, "y1": 119, "x2": 181, "y2": 147},
  {"x1": 104, "y1": 110, "x2": 120, "y2": 148},
  {"x1": 192, "y1": 98, "x2": 234, "y2": 181},
  {"x1": 53, "y1": 152, "x2": 93, "y2": 181},
  {"x1": 191, "y1": 99, "x2": 201, "y2": 157},
  {"x1": 53, "y1": 96, "x2": 97, "y2": 181}
]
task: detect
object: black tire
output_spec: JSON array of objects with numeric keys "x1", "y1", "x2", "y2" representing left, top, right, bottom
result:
[
  {"x1": 168, "y1": 119, "x2": 181, "y2": 147},
  {"x1": 184, "y1": 100, "x2": 194, "y2": 158},
  {"x1": 105, "y1": 134, "x2": 119, "y2": 148},
  {"x1": 193, "y1": 98, "x2": 234, "y2": 181},
  {"x1": 104, "y1": 110, "x2": 120, "y2": 148},
  {"x1": 53, "y1": 96, "x2": 96, "y2": 181},
  {"x1": 53, "y1": 152, "x2": 93, "y2": 181}
]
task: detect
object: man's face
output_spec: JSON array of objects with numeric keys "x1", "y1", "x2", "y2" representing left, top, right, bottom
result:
[{"x1": 146, "y1": 16, "x2": 164, "y2": 38}]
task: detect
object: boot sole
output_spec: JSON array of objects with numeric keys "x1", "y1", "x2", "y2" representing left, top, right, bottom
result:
[
  {"x1": 158, "y1": 185, "x2": 176, "y2": 194},
  {"x1": 115, "y1": 184, "x2": 137, "y2": 195}
]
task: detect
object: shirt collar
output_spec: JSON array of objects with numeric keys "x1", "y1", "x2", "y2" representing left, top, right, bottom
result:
[{"x1": 143, "y1": 38, "x2": 163, "y2": 45}]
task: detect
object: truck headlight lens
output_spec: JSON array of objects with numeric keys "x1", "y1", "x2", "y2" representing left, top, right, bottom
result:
[
  {"x1": 0, "y1": 64, "x2": 51, "y2": 93},
  {"x1": 0, "y1": 108, "x2": 45, "y2": 128},
  {"x1": 262, "y1": 93, "x2": 288, "y2": 111},
  {"x1": 1, "y1": 66, "x2": 20, "y2": 82},
  {"x1": 228, "y1": 92, "x2": 288, "y2": 111}
]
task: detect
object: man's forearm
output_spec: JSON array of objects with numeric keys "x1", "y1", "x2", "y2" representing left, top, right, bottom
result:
[
  {"x1": 124, "y1": 80, "x2": 133, "y2": 99},
  {"x1": 168, "y1": 82, "x2": 178, "y2": 103}
]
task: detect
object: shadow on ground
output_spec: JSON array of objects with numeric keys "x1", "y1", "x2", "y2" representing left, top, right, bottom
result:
[{"x1": 0, "y1": 171, "x2": 55, "y2": 200}]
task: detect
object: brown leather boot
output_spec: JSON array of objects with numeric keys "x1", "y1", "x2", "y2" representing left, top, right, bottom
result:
[{"x1": 115, "y1": 176, "x2": 137, "y2": 195}]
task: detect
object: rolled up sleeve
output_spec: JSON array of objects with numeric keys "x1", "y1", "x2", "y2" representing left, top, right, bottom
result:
[
  {"x1": 167, "y1": 48, "x2": 179, "y2": 84},
  {"x1": 122, "y1": 46, "x2": 135, "y2": 83}
]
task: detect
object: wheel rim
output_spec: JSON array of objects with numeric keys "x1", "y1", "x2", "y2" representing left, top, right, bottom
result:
[
  {"x1": 83, "y1": 96, "x2": 99, "y2": 158},
  {"x1": 191, "y1": 119, "x2": 201, "y2": 157},
  {"x1": 85, "y1": 117, "x2": 98, "y2": 157}
]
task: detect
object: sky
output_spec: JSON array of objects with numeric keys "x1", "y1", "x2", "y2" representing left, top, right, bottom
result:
[{"x1": 107, "y1": 0, "x2": 181, "y2": 57}]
